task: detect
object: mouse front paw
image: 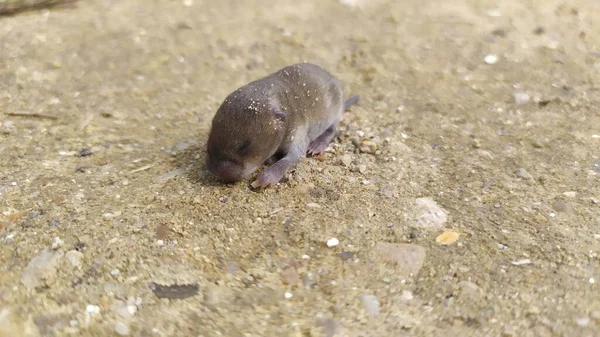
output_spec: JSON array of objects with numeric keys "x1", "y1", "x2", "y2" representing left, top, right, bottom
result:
[{"x1": 250, "y1": 168, "x2": 283, "y2": 189}]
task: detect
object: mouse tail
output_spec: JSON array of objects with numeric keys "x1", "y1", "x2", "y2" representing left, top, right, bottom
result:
[{"x1": 343, "y1": 95, "x2": 360, "y2": 111}]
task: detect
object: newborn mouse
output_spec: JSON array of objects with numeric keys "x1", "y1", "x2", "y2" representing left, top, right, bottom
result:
[{"x1": 206, "y1": 62, "x2": 359, "y2": 188}]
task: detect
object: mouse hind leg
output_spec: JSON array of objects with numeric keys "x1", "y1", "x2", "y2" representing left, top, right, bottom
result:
[{"x1": 307, "y1": 124, "x2": 338, "y2": 156}]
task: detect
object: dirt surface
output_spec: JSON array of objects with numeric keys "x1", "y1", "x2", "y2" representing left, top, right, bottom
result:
[{"x1": 1, "y1": 0, "x2": 600, "y2": 336}]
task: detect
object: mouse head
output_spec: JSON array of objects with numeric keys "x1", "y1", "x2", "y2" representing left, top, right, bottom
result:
[{"x1": 206, "y1": 95, "x2": 287, "y2": 182}]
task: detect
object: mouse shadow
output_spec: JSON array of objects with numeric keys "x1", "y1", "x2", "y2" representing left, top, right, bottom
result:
[
  {"x1": 170, "y1": 143, "x2": 228, "y2": 188},
  {"x1": 170, "y1": 141, "x2": 261, "y2": 190}
]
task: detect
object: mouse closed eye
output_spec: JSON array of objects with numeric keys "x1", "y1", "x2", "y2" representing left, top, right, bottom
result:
[{"x1": 236, "y1": 139, "x2": 252, "y2": 156}]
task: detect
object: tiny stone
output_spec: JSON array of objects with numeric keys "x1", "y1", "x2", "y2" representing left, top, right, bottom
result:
[
  {"x1": 358, "y1": 140, "x2": 378, "y2": 154},
  {"x1": 51, "y1": 237, "x2": 63, "y2": 250},
  {"x1": 48, "y1": 219, "x2": 59, "y2": 227},
  {"x1": 513, "y1": 92, "x2": 530, "y2": 105},
  {"x1": 327, "y1": 238, "x2": 340, "y2": 247},
  {"x1": 280, "y1": 267, "x2": 300, "y2": 285},
  {"x1": 592, "y1": 160, "x2": 600, "y2": 173},
  {"x1": 219, "y1": 196, "x2": 229, "y2": 203},
  {"x1": 527, "y1": 306, "x2": 541, "y2": 315},
  {"x1": 338, "y1": 251, "x2": 354, "y2": 261},
  {"x1": 400, "y1": 290, "x2": 413, "y2": 301},
  {"x1": 340, "y1": 154, "x2": 352, "y2": 167},
  {"x1": 516, "y1": 168, "x2": 533, "y2": 180},
  {"x1": 501, "y1": 327, "x2": 516, "y2": 337},
  {"x1": 414, "y1": 198, "x2": 448, "y2": 229},
  {"x1": 511, "y1": 259, "x2": 531, "y2": 266},
  {"x1": 307, "y1": 202, "x2": 321, "y2": 208},
  {"x1": 114, "y1": 321, "x2": 130, "y2": 335},
  {"x1": 284, "y1": 292, "x2": 293, "y2": 299},
  {"x1": 375, "y1": 242, "x2": 426, "y2": 277},
  {"x1": 86, "y1": 305, "x2": 100, "y2": 314},
  {"x1": 576, "y1": 317, "x2": 590, "y2": 327},
  {"x1": 359, "y1": 295, "x2": 380, "y2": 317},
  {"x1": 78, "y1": 148, "x2": 92, "y2": 157},
  {"x1": 562, "y1": 191, "x2": 577, "y2": 198},
  {"x1": 552, "y1": 201, "x2": 568, "y2": 213},
  {"x1": 484, "y1": 54, "x2": 498, "y2": 64},
  {"x1": 65, "y1": 250, "x2": 84, "y2": 268}
]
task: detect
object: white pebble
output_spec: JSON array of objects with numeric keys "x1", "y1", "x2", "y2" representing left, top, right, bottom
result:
[
  {"x1": 513, "y1": 92, "x2": 530, "y2": 105},
  {"x1": 86, "y1": 305, "x2": 100, "y2": 314},
  {"x1": 51, "y1": 237, "x2": 62, "y2": 250},
  {"x1": 110, "y1": 269, "x2": 121, "y2": 276},
  {"x1": 284, "y1": 292, "x2": 293, "y2": 299},
  {"x1": 156, "y1": 240, "x2": 164, "y2": 246},
  {"x1": 326, "y1": 238, "x2": 340, "y2": 247},
  {"x1": 576, "y1": 317, "x2": 590, "y2": 327},
  {"x1": 590, "y1": 277, "x2": 595, "y2": 284},
  {"x1": 302, "y1": 254, "x2": 310, "y2": 259},
  {"x1": 114, "y1": 321, "x2": 130, "y2": 335},
  {"x1": 484, "y1": 54, "x2": 498, "y2": 64},
  {"x1": 511, "y1": 259, "x2": 531, "y2": 266}
]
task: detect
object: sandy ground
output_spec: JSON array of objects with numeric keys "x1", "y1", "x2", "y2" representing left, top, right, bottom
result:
[{"x1": 1, "y1": 0, "x2": 600, "y2": 336}]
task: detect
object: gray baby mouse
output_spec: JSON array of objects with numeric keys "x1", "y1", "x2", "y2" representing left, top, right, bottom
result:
[{"x1": 206, "y1": 62, "x2": 359, "y2": 188}]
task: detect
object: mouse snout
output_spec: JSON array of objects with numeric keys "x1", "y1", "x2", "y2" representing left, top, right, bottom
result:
[{"x1": 207, "y1": 159, "x2": 245, "y2": 182}]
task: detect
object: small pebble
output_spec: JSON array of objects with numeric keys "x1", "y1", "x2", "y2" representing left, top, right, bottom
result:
[
  {"x1": 77, "y1": 148, "x2": 92, "y2": 157},
  {"x1": 307, "y1": 202, "x2": 321, "y2": 208},
  {"x1": 65, "y1": 250, "x2": 84, "y2": 268},
  {"x1": 51, "y1": 237, "x2": 63, "y2": 250},
  {"x1": 576, "y1": 317, "x2": 590, "y2": 327},
  {"x1": 484, "y1": 54, "x2": 498, "y2": 64},
  {"x1": 86, "y1": 305, "x2": 100, "y2": 314},
  {"x1": 511, "y1": 259, "x2": 531, "y2": 266},
  {"x1": 338, "y1": 251, "x2": 354, "y2": 261},
  {"x1": 326, "y1": 238, "x2": 340, "y2": 247},
  {"x1": 284, "y1": 292, "x2": 293, "y2": 299},
  {"x1": 552, "y1": 201, "x2": 568, "y2": 213},
  {"x1": 592, "y1": 160, "x2": 600, "y2": 173},
  {"x1": 513, "y1": 92, "x2": 530, "y2": 105},
  {"x1": 359, "y1": 140, "x2": 378, "y2": 154},
  {"x1": 359, "y1": 294, "x2": 380, "y2": 317},
  {"x1": 414, "y1": 198, "x2": 448, "y2": 229},
  {"x1": 400, "y1": 290, "x2": 413, "y2": 301},
  {"x1": 114, "y1": 321, "x2": 130, "y2": 335},
  {"x1": 340, "y1": 154, "x2": 352, "y2": 167},
  {"x1": 516, "y1": 168, "x2": 533, "y2": 180}
]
